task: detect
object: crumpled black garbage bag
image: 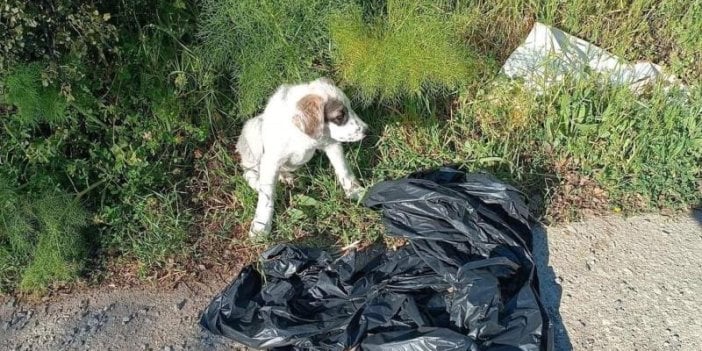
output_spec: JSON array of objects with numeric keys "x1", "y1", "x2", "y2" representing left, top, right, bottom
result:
[{"x1": 200, "y1": 167, "x2": 553, "y2": 351}]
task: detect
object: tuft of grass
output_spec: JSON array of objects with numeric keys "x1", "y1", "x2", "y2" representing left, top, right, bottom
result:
[
  {"x1": 0, "y1": 182, "x2": 88, "y2": 294},
  {"x1": 0, "y1": 179, "x2": 35, "y2": 292},
  {"x1": 190, "y1": 139, "x2": 257, "y2": 238},
  {"x1": 115, "y1": 191, "x2": 193, "y2": 276},
  {"x1": 190, "y1": 139, "x2": 383, "y2": 249},
  {"x1": 330, "y1": 0, "x2": 483, "y2": 104},
  {"x1": 19, "y1": 195, "x2": 88, "y2": 294},
  {"x1": 273, "y1": 160, "x2": 384, "y2": 248}
]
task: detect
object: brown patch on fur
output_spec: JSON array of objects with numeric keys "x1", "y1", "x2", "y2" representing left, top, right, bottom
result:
[{"x1": 294, "y1": 94, "x2": 324, "y2": 138}]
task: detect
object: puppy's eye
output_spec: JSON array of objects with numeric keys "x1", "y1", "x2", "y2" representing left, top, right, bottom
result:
[
  {"x1": 338, "y1": 111, "x2": 348, "y2": 125},
  {"x1": 327, "y1": 110, "x2": 348, "y2": 125}
]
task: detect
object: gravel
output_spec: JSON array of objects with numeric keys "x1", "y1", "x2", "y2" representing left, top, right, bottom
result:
[{"x1": 1, "y1": 212, "x2": 700, "y2": 350}]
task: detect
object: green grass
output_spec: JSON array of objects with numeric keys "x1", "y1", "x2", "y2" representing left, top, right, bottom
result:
[
  {"x1": 452, "y1": 0, "x2": 701, "y2": 81},
  {"x1": 191, "y1": 139, "x2": 383, "y2": 249}
]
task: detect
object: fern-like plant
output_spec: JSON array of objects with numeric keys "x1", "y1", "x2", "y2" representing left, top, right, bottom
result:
[
  {"x1": 198, "y1": 0, "x2": 344, "y2": 117},
  {"x1": 330, "y1": 0, "x2": 482, "y2": 104},
  {"x1": 19, "y1": 194, "x2": 88, "y2": 293},
  {"x1": 1, "y1": 63, "x2": 68, "y2": 125},
  {"x1": 0, "y1": 178, "x2": 88, "y2": 293}
]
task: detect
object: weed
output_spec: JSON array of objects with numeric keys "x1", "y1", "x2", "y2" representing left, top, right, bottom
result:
[{"x1": 119, "y1": 192, "x2": 193, "y2": 276}]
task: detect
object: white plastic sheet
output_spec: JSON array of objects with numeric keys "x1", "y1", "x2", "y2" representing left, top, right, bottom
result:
[{"x1": 501, "y1": 22, "x2": 685, "y2": 93}]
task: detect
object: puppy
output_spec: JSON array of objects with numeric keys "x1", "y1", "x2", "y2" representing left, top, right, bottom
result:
[{"x1": 236, "y1": 78, "x2": 368, "y2": 237}]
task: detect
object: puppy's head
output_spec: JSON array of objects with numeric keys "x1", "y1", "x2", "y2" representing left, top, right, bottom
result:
[{"x1": 293, "y1": 78, "x2": 367, "y2": 142}]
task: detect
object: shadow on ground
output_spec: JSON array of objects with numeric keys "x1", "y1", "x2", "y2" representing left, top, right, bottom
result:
[{"x1": 532, "y1": 223, "x2": 573, "y2": 351}]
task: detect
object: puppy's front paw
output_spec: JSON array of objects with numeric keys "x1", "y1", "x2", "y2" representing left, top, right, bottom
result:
[
  {"x1": 345, "y1": 183, "x2": 366, "y2": 202},
  {"x1": 278, "y1": 172, "x2": 295, "y2": 186},
  {"x1": 248, "y1": 221, "x2": 271, "y2": 238}
]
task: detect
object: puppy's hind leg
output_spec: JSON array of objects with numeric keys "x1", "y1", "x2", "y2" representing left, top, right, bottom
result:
[
  {"x1": 236, "y1": 116, "x2": 264, "y2": 190},
  {"x1": 249, "y1": 154, "x2": 280, "y2": 237}
]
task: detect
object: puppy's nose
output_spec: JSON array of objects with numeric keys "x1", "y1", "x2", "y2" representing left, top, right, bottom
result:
[{"x1": 359, "y1": 125, "x2": 368, "y2": 138}]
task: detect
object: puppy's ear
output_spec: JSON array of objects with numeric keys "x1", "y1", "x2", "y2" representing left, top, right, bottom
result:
[{"x1": 294, "y1": 94, "x2": 324, "y2": 138}]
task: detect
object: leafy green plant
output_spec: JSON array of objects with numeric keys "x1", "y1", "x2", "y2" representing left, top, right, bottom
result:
[
  {"x1": 0, "y1": 1, "x2": 211, "y2": 291},
  {"x1": 0, "y1": 0, "x2": 117, "y2": 72}
]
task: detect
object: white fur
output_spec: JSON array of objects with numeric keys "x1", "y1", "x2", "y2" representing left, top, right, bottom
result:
[{"x1": 236, "y1": 78, "x2": 368, "y2": 237}]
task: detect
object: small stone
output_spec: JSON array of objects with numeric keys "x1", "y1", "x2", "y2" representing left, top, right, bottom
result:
[
  {"x1": 88, "y1": 316, "x2": 100, "y2": 328},
  {"x1": 11, "y1": 312, "x2": 27, "y2": 326},
  {"x1": 122, "y1": 315, "x2": 132, "y2": 324},
  {"x1": 175, "y1": 299, "x2": 187, "y2": 311},
  {"x1": 2, "y1": 321, "x2": 10, "y2": 331},
  {"x1": 6, "y1": 297, "x2": 17, "y2": 308},
  {"x1": 103, "y1": 303, "x2": 115, "y2": 312}
]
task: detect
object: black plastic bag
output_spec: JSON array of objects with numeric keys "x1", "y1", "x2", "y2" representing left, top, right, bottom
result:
[{"x1": 200, "y1": 168, "x2": 553, "y2": 350}]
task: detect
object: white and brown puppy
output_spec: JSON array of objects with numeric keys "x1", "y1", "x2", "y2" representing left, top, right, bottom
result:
[{"x1": 236, "y1": 78, "x2": 368, "y2": 237}]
